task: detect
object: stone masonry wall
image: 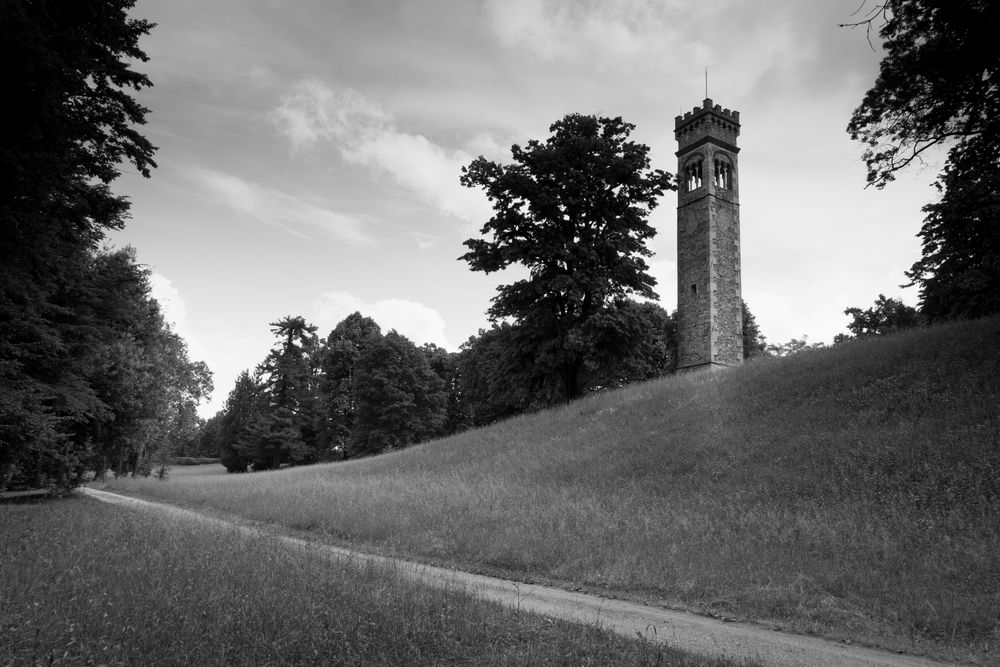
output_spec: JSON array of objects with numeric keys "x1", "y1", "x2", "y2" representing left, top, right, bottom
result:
[{"x1": 677, "y1": 197, "x2": 712, "y2": 368}]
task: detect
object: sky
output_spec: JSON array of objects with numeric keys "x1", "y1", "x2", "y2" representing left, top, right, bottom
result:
[{"x1": 110, "y1": 0, "x2": 943, "y2": 418}]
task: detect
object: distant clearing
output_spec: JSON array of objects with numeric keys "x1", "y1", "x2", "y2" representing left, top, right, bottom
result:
[{"x1": 109, "y1": 317, "x2": 1000, "y2": 664}]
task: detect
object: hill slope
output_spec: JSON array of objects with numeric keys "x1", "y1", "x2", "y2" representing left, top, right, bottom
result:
[{"x1": 111, "y1": 317, "x2": 1000, "y2": 662}]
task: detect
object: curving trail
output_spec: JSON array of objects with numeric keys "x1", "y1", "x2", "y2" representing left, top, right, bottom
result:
[{"x1": 80, "y1": 487, "x2": 953, "y2": 667}]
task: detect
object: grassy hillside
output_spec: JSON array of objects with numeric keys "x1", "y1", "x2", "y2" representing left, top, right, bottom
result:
[{"x1": 109, "y1": 317, "x2": 1000, "y2": 663}]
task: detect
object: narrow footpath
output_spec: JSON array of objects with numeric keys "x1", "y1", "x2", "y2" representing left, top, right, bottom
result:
[{"x1": 80, "y1": 487, "x2": 954, "y2": 667}]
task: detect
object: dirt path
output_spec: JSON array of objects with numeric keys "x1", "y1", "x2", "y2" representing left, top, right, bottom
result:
[{"x1": 80, "y1": 487, "x2": 953, "y2": 667}]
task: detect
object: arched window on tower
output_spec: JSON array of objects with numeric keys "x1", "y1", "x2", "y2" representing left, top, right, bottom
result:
[
  {"x1": 713, "y1": 158, "x2": 733, "y2": 190},
  {"x1": 684, "y1": 158, "x2": 703, "y2": 192}
]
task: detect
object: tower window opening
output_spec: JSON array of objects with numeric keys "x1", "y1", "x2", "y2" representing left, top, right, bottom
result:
[
  {"x1": 684, "y1": 159, "x2": 703, "y2": 192},
  {"x1": 714, "y1": 159, "x2": 732, "y2": 190},
  {"x1": 690, "y1": 283, "x2": 698, "y2": 295}
]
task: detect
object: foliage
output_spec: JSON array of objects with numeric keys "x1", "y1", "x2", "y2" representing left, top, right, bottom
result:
[
  {"x1": 741, "y1": 301, "x2": 768, "y2": 358},
  {"x1": 765, "y1": 335, "x2": 827, "y2": 358},
  {"x1": 0, "y1": 0, "x2": 160, "y2": 492},
  {"x1": 578, "y1": 300, "x2": 676, "y2": 389},
  {"x1": 217, "y1": 371, "x2": 264, "y2": 473},
  {"x1": 351, "y1": 331, "x2": 447, "y2": 457},
  {"x1": 316, "y1": 312, "x2": 382, "y2": 453},
  {"x1": 461, "y1": 114, "x2": 674, "y2": 401},
  {"x1": 171, "y1": 456, "x2": 220, "y2": 465},
  {"x1": 457, "y1": 323, "x2": 535, "y2": 428},
  {"x1": 421, "y1": 343, "x2": 466, "y2": 435},
  {"x1": 904, "y1": 135, "x2": 1000, "y2": 320},
  {"x1": 211, "y1": 312, "x2": 455, "y2": 468},
  {"x1": 846, "y1": 1, "x2": 999, "y2": 188},
  {"x1": 847, "y1": 1, "x2": 1000, "y2": 319},
  {"x1": 837, "y1": 293, "x2": 922, "y2": 341},
  {"x1": 247, "y1": 316, "x2": 320, "y2": 469}
]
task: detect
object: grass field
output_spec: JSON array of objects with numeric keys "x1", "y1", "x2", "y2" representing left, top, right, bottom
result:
[
  {"x1": 0, "y1": 495, "x2": 743, "y2": 666},
  {"x1": 107, "y1": 317, "x2": 1000, "y2": 664}
]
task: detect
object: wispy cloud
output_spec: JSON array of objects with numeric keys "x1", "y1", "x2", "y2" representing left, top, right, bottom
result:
[
  {"x1": 270, "y1": 78, "x2": 494, "y2": 225},
  {"x1": 188, "y1": 166, "x2": 372, "y2": 245},
  {"x1": 482, "y1": 0, "x2": 696, "y2": 65},
  {"x1": 314, "y1": 291, "x2": 451, "y2": 349}
]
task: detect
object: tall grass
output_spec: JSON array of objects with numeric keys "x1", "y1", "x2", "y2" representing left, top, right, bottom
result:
[
  {"x1": 0, "y1": 496, "x2": 737, "y2": 666},
  {"x1": 109, "y1": 317, "x2": 1000, "y2": 663}
]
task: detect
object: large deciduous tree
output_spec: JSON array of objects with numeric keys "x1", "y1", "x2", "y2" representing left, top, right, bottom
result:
[
  {"x1": 846, "y1": 1, "x2": 1000, "y2": 319},
  {"x1": 460, "y1": 114, "x2": 674, "y2": 402}
]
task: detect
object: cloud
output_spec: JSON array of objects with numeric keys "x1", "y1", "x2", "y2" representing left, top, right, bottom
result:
[
  {"x1": 482, "y1": 0, "x2": 714, "y2": 66},
  {"x1": 148, "y1": 271, "x2": 212, "y2": 370},
  {"x1": 314, "y1": 291, "x2": 452, "y2": 349},
  {"x1": 189, "y1": 167, "x2": 372, "y2": 245},
  {"x1": 483, "y1": 0, "x2": 643, "y2": 62},
  {"x1": 271, "y1": 78, "x2": 493, "y2": 225}
]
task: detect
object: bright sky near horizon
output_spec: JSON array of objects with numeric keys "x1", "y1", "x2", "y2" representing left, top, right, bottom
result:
[{"x1": 111, "y1": 0, "x2": 940, "y2": 418}]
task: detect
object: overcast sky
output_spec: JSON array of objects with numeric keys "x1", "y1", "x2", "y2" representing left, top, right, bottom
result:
[{"x1": 111, "y1": 0, "x2": 941, "y2": 417}]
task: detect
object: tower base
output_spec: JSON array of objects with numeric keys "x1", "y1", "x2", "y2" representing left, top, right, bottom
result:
[{"x1": 676, "y1": 361, "x2": 741, "y2": 375}]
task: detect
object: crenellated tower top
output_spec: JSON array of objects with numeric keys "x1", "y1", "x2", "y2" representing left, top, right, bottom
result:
[{"x1": 674, "y1": 98, "x2": 741, "y2": 154}]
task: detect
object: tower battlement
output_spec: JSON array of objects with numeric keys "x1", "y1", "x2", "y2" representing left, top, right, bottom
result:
[{"x1": 675, "y1": 98, "x2": 740, "y2": 153}]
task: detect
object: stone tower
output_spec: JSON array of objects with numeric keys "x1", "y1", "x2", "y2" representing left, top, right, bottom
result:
[{"x1": 675, "y1": 98, "x2": 743, "y2": 371}]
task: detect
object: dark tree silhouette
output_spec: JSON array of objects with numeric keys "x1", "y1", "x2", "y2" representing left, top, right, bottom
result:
[
  {"x1": 0, "y1": 0, "x2": 157, "y2": 492},
  {"x1": 847, "y1": 1, "x2": 1000, "y2": 319},
  {"x1": 460, "y1": 114, "x2": 674, "y2": 402}
]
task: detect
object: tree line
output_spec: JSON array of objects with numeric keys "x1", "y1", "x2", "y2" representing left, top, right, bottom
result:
[
  {"x1": 1, "y1": 1, "x2": 212, "y2": 494},
  {"x1": 198, "y1": 301, "x2": 768, "y2": 471}
]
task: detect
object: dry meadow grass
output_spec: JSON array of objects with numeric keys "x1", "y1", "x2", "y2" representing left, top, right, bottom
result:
[
  {"x1": 0, "y1": 495, "x2": 739, "y2": 666},
  {"x1": 109, "y1": 317, "x2": 1000, "y2": 664}
]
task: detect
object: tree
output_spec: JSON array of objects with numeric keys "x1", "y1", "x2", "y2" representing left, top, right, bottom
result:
[
  {"x1": 846, "y1": 2, "x2": 1000, "y2": 319},
  {"x1": 250, "y1": 317, "x2": 319, "y2": 469},
  {"x1": 837, "y1": 294, "x2": 922, "y2": 340},
  {"x1": 579, "y1": 300, "x2": 676, "y2": 389},
  {"x1": 193, "y1": 413, "x2": 224, "y2": 459},
  {"x1": 846, "y1": 1, "x2": 999, "y2": 189},
  {"x1": 317, "y1": 313, "x2": 383, "y2": 455},
  {"x1": 351, "y1": 331, "x2": 447, "y2": 457},
  {"x1": 458, "y1": 301, "x2": 677, "y2": 427},
  {"x1": 0, "y1": 1, "x2": 156, "y2": 492},
  {"x1": 75, "y1": 248, "x2": 212, "y2": 478},
  {"x1": 460, "y1": 114, "x2": 674, "y2": 402},
  {"x1": 766, "y1": 336, "x2": 827, "y2": 358},
  {"x1": 421, "y1": 343, "x2": 465, "y2": 437},
  {"x1": 742, "y1": 301, "x2": 768, "y2": 359},
  {"x1": 904, "y1": 136, "x2": 1000, "y2": 320},
  {"x1": 458, "y1": 324, "x2": 536, "y2": 428},
  {"x1": 218, "y1": 371, "x2": 264, "y2": 473}
]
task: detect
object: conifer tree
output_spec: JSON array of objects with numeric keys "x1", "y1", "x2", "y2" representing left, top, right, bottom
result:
[{"x1": 250, "y1": 317, "x2": 319, "y2": 469}]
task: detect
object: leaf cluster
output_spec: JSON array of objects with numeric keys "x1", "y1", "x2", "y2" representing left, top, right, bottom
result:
[{"x1": 847, "y1": 0, "x2": 1000, "y2": 188}]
